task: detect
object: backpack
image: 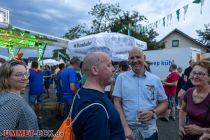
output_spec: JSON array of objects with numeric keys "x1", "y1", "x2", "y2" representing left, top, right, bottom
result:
[{"x1": 53, "y1": 95, "x2": 109, "y2": 140}]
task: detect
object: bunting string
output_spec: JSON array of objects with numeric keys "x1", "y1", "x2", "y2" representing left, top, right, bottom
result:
[{"x1": 132, "y1": 0, "x2": 205, "y2": 34}]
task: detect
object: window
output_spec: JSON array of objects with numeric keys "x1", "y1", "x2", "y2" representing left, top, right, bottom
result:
[{"x1": 172, "y1": 40, "x2": 179, "y2": 47}]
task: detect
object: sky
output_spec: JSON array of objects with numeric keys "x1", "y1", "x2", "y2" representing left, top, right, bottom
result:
[{"x1": 0, "y1": 0, "x2": 210, "y2": 57}]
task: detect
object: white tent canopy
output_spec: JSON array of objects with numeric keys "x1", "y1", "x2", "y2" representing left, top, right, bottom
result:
[
  {"x1": 43, "y1": 59, "x2": 60, "y2": 66},
  {"x1": 0, "y1": 54, "x2": 9, "y2": 60},
  {"x1": 67, "y1": 32, "x2": 147, "y2": 61}
]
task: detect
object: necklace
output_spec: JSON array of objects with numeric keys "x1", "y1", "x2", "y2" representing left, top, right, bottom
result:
[
  {"x1": 6, "y1": 90, "x2": 22, "y2": 97},
  {"x1": 192, "y1": 86, "x2": 210, "y2": 103}
]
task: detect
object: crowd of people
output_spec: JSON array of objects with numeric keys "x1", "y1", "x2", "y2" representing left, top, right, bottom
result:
[{"x1": 0, "y1": 47, "x2": 210, "y2": 140}]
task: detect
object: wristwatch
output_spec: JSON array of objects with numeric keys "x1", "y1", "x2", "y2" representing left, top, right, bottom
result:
[{"x1": 151, "y1": 109, "x2": 156, "y2": 116}]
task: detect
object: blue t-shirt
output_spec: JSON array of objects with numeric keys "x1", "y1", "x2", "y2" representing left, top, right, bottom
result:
[
  {"x1": 43, "y1": 70, "x2": 51, "y2": 85},
  {"x1": 60, "y1": 67, "x2": 79, "y2": 98},
  {"x1": 56, "y1": 71, "x2": 62, "y2": 93},
  {"x1": 29, "y1": 69, "x2": 44, "y2": 95},
  {"x1": 72, "y1": 88, "x2": 125, "y2": 140}
]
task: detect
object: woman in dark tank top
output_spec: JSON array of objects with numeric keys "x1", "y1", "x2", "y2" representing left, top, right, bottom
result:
[{"x1": 179, "y1": 60, "x2": 210, "y2": 140}]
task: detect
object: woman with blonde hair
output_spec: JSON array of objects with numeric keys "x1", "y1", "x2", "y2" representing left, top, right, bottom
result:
[
  {"x1": 0, "y1": 60, "x2": 39, "y2": 139},
  {"x1": 179, "y1": 60, "x2": 210, "y2": 140}
]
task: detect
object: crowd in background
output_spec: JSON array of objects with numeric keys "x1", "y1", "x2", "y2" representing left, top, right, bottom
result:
[{"x1": 0, "y1": 47, "x2": 210, "y2": 140}]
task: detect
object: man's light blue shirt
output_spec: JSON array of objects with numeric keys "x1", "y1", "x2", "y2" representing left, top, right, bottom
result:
[{"x1": 112, "y1": 70, "x2": 167, "y2": 138}]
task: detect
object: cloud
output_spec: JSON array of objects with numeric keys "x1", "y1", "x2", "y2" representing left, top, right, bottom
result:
[{"x1": 0, "y1": 0, "x2": 93, "y2": 37}]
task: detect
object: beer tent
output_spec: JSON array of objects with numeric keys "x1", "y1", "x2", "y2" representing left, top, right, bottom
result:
[{"x1": 67, "y1": 32, "x2": 147, "y2": 61}]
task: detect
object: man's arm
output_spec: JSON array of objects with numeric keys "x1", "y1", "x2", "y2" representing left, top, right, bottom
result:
[
  {"x1": 178, "y1": 79, "x2": 193, "y2": 99},
  {"x1": 156, "y1": 79, "x2": 169, "y2": 115},
  {"x1": 178, "y1": 89, "x2": 186, "y2": 99},
  {"x1": 138, "y1": 100, "x2": 168, "y2": 123},
  {"x1": 154, "y1": 100, "x2": 168, "y2": 115},
  {"x1": 183, "y1": 68, "x2": 188, "y2": 82},
  {"x1": 70, "y1": 83, "x2": 78, "y2": 94},
  {"x1": 69, "y1": 70, "x2": 79, "y2": 94},
  {"x1": 183, "y1": 75, "x2": 188, "y2": 82},
  {"x1": 114, "y1": 97, "x2": 135, "y2": 140},
  {"x1": 162, "y1": 81, "x2": 178, "y2": 87}
]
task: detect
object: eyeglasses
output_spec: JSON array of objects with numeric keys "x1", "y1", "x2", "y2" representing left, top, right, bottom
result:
[
  {"x1": 14, "y1": 72, "x2": 29, "y2": 78},
  {"x1": 191, "y1": 71, "x2": 208, "y2": 77}
]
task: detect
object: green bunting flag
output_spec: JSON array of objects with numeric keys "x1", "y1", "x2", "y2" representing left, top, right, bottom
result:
[
  {"x1": 155, "y1": 21, "x2": 158, "y2": 28},
  {"x1": 163, "y1": 17, "x2": 165, "y2": 27},
  {"x1": 200, "y1": 0, "x2": 205, "y2": 14},
  {"x1": 176, "y1": 9, "x2": 180, "y2": 21},
  {"x1": 193, "y1": 0, "x2": 201, "y2": 3},
  {"x1": 131, "y1": 0, "x2": 205, "y2": 34},
  {"x1": 183, "y1": 4, "x2": 189, "y2": 20}
]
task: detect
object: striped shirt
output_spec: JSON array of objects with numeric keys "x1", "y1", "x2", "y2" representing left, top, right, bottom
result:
[{"x1": 0, "y1": 92, "x2": 39, "y2": 140}]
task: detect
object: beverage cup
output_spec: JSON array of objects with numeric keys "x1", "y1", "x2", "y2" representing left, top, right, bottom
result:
[
  {"x1": 136, "y1": 110, "x2": 142, "y2": 124},
  {"x1": 136, "y1": 108, "x2": 152, "y2": 125}
]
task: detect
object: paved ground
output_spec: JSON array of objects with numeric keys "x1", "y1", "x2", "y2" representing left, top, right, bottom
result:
[
  {"x1": 38, "y1": 89, "x2": 181, "y2": 140},
  {"x1": 157, "y1": 114, "x2": 181, "y2": 140}
]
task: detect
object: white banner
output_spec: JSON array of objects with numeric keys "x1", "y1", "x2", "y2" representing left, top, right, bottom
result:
[{"x1": 0, "y1": 8, "x2": 9, "y2": 24}]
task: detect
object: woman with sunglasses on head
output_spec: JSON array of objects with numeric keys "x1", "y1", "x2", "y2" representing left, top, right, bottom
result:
[
  {"x1": 0, "y1": 60, "x2": 39, "y2": 140},
  {"x1": 179, "y1": 60, "x2": 210, "y2": 140}
]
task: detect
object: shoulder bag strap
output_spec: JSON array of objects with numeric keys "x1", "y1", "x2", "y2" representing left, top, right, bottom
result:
[
  {"x1": 69, "y1": 90, "x2": 80, "y2": 117},
  {"x1": 68, "y1": 103, "x2": 109, "y2": 128}
]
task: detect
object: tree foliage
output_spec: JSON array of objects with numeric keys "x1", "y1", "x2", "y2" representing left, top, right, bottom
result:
[
  {"x1": 63, "y1": 1, "x2": 164, "y2": 51},
  {"x1": 110, "y1": 11, "x2": 146, "y2": 33},
  {"x1": 52, "y1": 48, "x2": 70, "y2": 62},
  {"x1": 88, "y1": 1, "x2": 121, "y2": 33},
  {"x1": 196, "y1": 23, "x2": 210, "y2": 47},
  {"x1": 64, "y1": 24, "x2": 88, "y2": 40},
  {"x1": 110, "y1": 11, "x2": 164, "y2": 50},
  {"x1": 133, "y1": 29, "x2": 164, "y2": 50}
]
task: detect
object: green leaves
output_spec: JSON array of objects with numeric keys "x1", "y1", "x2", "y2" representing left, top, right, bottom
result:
[{"x1": 196, "y1": 23, "x2": 210, "y2": 46}]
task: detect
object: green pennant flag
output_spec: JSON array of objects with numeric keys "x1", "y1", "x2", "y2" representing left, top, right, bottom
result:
[
  {"x1": 163, "y1": 17, "x2": 165, "y2": 27},
  {"x1": 128, "y1": 23, "x2": 131, "y2": 36},
  {"x1": 138, "y1": 25, "x2": 141, "y2": 33},
  {"x1": 155, "y1": 21, "x2": 158, "y2": 28},
  {"x1": 193, "y1": 0, "x2": 201, "y2": 3},
  {"x1": 176, "y1": 9, "x2": 180, "y2": 21}
]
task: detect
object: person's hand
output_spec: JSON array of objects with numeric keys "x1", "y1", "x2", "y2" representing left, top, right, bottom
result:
[
  {"x1": 184, "y1": 124, "x2": 203, "y2": 135},
  {"x1": 124, "y1": 126, "x2": 135, "y2": 140},
  {"x1": 138, "y1": 110, "x2": 154, "y2": 123},
  {"x1": 179, "y1": 126, "x2": 186, "y2": 137},
  {"x1": 199, "y1": 133, "x2": 210, "y2": 140}
]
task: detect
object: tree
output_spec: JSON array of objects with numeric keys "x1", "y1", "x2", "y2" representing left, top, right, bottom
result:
[
  {"x1": 110, "y1": 11, "x2": 164, "y2": 50},
  {"x1": 88, "y1": 1, "x2": 121, "y2": 33},
  {"x1": 140, "y1": 29, "x2": 165, "y2": 50},
  {"x1": 63, "y1": 2, "x2": 164, "y2": 50},
  {"x1": 196, "y1": 23, "x2": 210, "y2": 47},
  {"x1": 52, "y1": 48, "x2": 70, "y2": 62},
  {"x1": 110, "y1": 11, "x2": 146, "y2": 34},
  {"x1": 63, "y1": 24, "x2": 89, "y2": 40}
]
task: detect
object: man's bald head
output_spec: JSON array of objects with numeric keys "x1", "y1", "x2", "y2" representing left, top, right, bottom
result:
[
  {"x1": 128, "y1": 47, "x2": 143, "y2": 57},
  {"x1": 82, "y1": 52, "x2": 109, "y2": 76}
]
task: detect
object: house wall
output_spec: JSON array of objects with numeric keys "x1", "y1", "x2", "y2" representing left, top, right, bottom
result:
[{"x1": 163, "y1": 32, "x2": 206, "y2": 53}]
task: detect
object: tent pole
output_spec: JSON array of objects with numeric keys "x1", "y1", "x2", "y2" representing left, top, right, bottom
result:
[{"x1": 8, "y1": 46, "x2": 15, "y2": 60}]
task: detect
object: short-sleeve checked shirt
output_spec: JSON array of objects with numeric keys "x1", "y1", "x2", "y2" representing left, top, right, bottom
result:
[{"x1": 113, "y1": 70, "x2": 167, "y2": 138}]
